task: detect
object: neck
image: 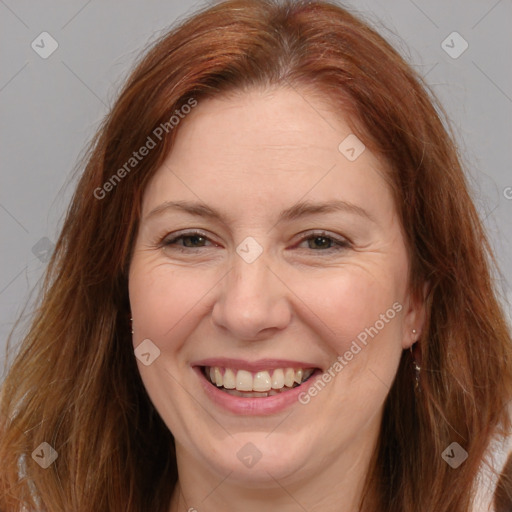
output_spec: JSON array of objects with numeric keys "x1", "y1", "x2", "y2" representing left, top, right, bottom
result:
[{"x1": 168, "y1": 431, "x2": 378, "y2": 512}]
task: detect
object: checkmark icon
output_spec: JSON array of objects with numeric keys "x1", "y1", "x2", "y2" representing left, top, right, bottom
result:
[
  {"x1": 345, "y1": 147, "x2": 355, "y2": 158},
  {"x1": 32, "y1": 237, "x2": 55, "y2": 263},
  {"x1": 338, "y1": 134, "x2": 365, "y2": 161},
  {"x1": 32, "y1": 442, "x2": 58, "y2": 469},
  {"x1": 31, "y1": 32, "x2": 58, "y2": 59},
  {"x1": 134, "y1": 339, "x2": 161, "y2": 366},
  {"x1": 441, "y1": 442, "x2": 468, "y2": 468},
  {"x1": 237, "y1": 442, "x2": 262, "y2": 468},
  {"x1": 441, "y1": 32, "x2": 468, "y2": 59},
  {"x1": 236, "y1": 236, "x2": 263, "y2": 263}
]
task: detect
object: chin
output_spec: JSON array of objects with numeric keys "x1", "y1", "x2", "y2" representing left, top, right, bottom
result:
[{"x1": 199, "y1": 432, "x2": 316, "y2": 485}]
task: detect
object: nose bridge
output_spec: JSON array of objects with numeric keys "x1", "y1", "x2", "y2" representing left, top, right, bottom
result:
[
  {"x1": 211, "y1": 247, "x2": 291, "y2": 338},
  {"x1": 231, "y1": 251, "x2": 270, "y2": 300}
]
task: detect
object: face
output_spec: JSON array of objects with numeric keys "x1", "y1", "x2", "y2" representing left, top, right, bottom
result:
[{"x1": 128, "y1": 86, "x2": 423, "y2": 491}]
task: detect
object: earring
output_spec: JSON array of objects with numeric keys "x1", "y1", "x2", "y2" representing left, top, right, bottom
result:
[
  {"x1": 412, "y1": 354, "x2": 421, "y2": 391},
  {"x1": 130, "y1": 317, "x2": 134, "y2": 335},
  {"x1": 410, "y1": 337, "x2": 421, "y2": 392}
]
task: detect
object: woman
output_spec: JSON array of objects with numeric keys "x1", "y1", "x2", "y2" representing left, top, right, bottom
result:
[{"x1": 1, "y1": 0, "x2": 511, "y2": 510}]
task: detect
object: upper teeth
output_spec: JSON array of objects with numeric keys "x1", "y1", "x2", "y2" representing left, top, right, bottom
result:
[{"x1": 206, "y1": 367, "x2": 314, "y2": 392}]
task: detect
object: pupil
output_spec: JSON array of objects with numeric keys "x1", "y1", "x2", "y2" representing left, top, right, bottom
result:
[
  {"x1": 311, "y1": 236, "x2": 330, "y2": 249},
  {"x1": 185, "y1": 235, "x2": 204, "y2": 247}
]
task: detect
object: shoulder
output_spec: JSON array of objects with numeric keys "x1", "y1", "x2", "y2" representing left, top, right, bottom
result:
[{"x1": 473, "y1": 411, "x2": 512, "y2": 512}]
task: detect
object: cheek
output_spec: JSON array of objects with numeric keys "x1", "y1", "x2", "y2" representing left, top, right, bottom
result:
[
  {"x1": 293, "y1": 269, "x2": 404, "y2": 431},
  {"x1": 128, "y1": 259, "x2": 218, "y2": 435},
  {"x1": 128, "y1": 258, "x2": 217, "y2": 348},
  {"x1": 129, "y1": 251, "x2": 406, "y2": 361},
  {"x1": 294, "y1": 264, "x2": 404, "y2": 346},
  {"x1": 292, "y1": 263, "x2": 406, "y2": 410}
]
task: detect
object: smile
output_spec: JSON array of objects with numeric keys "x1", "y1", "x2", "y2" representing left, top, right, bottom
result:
[{"x1": 203, "y1": 366, "x2": 316, "y2": 397}]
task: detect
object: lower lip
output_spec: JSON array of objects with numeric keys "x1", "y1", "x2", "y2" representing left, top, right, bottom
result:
[{"x1": 194, "y1": 367, "x2": 322, "y2": 415}]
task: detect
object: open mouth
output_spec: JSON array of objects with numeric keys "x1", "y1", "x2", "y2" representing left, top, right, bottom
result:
[{"x1": 202, "y1": 366, "x2": 317, "y2": 398}]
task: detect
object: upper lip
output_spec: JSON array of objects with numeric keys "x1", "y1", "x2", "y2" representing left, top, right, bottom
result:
[{"x1": 192, "y1": 358, "x2": 319, "y2": 372}]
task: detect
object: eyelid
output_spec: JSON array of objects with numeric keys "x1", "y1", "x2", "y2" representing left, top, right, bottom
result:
[
  {"x1": 296, "y1": 229, "x2": 350, "y2": 243},
  {"x1": 159, "y1": 228, "x2": 351, "y2": 252},
  {"x1": 293, "y1": 230, "x2": 351, "y2": 250},
  {"x1": 161, "y1": 229, "x2": 219, "y2": 247}
]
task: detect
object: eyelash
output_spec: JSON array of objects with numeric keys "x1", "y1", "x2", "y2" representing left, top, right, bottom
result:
[{"x1": 160, "y1": 230, "x2": 351, "y2": 253}]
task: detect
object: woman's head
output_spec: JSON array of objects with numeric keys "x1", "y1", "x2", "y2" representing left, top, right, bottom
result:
[
  {"x1": 128, "y1": 84, "x2": 422, "y2": 494},
  {"x1": 1, "y1": 1, "x2": 511, "y2": 511}
]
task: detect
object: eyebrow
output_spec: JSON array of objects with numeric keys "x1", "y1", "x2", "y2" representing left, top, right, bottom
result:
[{"x1": 144, "y1": 199, "x2": 376, "y2": 225}]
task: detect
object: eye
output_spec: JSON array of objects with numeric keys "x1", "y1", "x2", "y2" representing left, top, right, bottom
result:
[
  {"x1": 159, "y1": 229, "x2": 350, "y2": 253},
  {"x1": 295, "y1": 231, "x2": 351, "y2": 252},
  {"x1": 161, "y1": 230, "x2": 219, "y2": 251}
]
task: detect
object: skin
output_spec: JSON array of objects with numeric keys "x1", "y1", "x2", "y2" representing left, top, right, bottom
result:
[{"x1": 128, "y1": 86, "x2": 425, "y2": 512}]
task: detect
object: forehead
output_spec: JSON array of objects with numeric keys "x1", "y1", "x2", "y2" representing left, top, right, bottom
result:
[{"x1": 141, "y1": 86, "x2": 394, "y2": 220}]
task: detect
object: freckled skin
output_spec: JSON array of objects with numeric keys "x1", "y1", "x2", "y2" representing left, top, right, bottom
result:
[{"x1": 128, "y1": 87, "x2": 425, "y2": 512}]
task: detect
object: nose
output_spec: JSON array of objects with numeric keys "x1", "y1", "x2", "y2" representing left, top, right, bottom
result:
[{"x1": 211, "y1": 252, "x2": 292, "y2": 341}]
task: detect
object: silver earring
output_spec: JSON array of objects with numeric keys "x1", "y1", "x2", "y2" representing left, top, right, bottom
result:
[{"x1": 130, "y1": 317, "x2": 134, "y2": 335}]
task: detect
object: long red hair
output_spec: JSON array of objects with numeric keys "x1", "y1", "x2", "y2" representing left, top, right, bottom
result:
[{"x1": 1, "y1": 1, "x2": 511, "y2": 510}]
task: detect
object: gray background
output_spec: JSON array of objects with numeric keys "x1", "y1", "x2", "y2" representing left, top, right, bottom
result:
[{"x1": 1, "y1": 0, "x2": 511, "y2": 375}]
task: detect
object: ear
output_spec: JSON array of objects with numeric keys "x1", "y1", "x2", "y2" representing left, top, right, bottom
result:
[{"x1": 401, "y1": 281, "x2": 429, "y2": 350}]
